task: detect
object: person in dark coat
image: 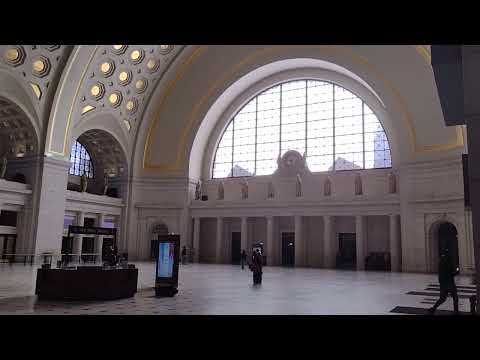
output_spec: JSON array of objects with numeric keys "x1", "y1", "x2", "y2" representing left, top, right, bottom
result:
[
  {"x1": 240, "y1": 250, "x2": 247, "y2": 270},
  {"x1": 251, "y1": 249, "x2": 263, "y2": 284},
  {"x1": 105, "y1": 245, "x2": 117, "y2": 267},
  {"x1": 428, "y1": 252, "x2": 459, "y2": 314}
]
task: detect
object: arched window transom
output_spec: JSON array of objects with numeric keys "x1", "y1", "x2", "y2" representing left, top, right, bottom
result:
[
  {"x1": 212, "y1": 79, "x2": 391, "y2": 178},
  {"x1": 69, "y1": 141, "x2": 94, "y2": 178}
]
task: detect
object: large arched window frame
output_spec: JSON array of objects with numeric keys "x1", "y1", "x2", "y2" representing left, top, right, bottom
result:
[
  {"x1": 69, "y1": 140, "x2": 94, "y2": 178},
  {"x1": 212, "y1": 79, "x2": 391, "y2": 178}
]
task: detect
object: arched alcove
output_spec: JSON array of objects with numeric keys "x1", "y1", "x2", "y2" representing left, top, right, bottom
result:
[
  {"x1": 0, "y1": 96, "x2": 40, "y2": 184},
  {"x1": 67, "y1": 129, "x2": 128, "y2": 198},
  {"x1": 428, "y1": 221, "x2": 459, "y2": 273}
]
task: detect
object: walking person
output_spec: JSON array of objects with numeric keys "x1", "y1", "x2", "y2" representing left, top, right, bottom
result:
[
  {"x1": 250, "y1": 249, "x2": 263, "y2": 285},
  {"x1": 240, "y1": 249, "x2": 247, "y2": 270},
  {"x1": 428, "y1": 251, "x2": 460, "y2": 314},
  {"x1": 181, "y1": 246, "x2": 187, "y2": 265}
]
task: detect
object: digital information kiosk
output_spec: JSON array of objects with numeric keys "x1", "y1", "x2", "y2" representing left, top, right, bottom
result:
[{"x1": 155, "y1": 234, "x2": 180, "y2": 297}]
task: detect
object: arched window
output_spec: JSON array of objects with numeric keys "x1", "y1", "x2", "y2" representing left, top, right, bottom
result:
[
  {"x1": 69, "y1": 141, "x2": 94, "y2": 178},
  {"x1": 212, "y1": 79, "x2": 391, "y2": 178}
]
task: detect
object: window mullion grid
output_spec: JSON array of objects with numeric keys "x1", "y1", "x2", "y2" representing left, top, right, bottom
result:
[
  {"x1": 362, "y1": 102, "x2": 365, "y2": 169},
  {"x1": 332, "y1": 85, "x2": 336, "y2": 171},
  {"x1": 254, "y1": 97, "x2": 258, "y2": 175}
]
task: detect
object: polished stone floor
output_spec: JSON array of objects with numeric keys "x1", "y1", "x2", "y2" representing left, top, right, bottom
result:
[{"x1": 0, "y1": 262, "x2": 474, "y2": 315}]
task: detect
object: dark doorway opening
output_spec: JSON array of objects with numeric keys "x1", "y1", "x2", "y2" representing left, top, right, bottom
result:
[
  {"x1": 81, "y1": 237, "x2": 95, "y2": 262},
  {"x1": 102, "y1": 237, "x2": 115, "y2": 261},
  {"x1": 61, "y1": 236, "x2": 73, "y2": 262},
  {"x1": 282, "y1": 232, "x2": 295, "y2": 266},
  {"x1": 231, "y1": 232, "x2": 241, "y2": 264},
  {"x1": 0, "y1": 235, "x2": 16, "y2": 259},
  {"x1": 437, "y1": 222, "x2": 459, "y2": 270},
  {"x1": 336, "y1": 233, "x2": 356, "y2": 269}
]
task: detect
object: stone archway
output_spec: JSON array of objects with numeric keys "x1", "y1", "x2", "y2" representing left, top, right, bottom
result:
[{"x1": 428, "y1": 221, "x2": 459, "y2": 273}]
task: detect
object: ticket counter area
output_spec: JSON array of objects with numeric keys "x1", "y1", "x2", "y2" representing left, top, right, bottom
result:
[{"x1": 35, "y1": 225, "x2": 138, "y2": 301}]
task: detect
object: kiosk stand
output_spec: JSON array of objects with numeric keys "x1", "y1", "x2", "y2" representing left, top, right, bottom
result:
[{"x1": 155, "y1": 234, "x2": 180, "y2": 297}]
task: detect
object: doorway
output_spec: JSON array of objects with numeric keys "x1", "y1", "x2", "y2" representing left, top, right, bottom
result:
[
  {"x1": 282, "y1": 232, "x2": 295, "y2": 266},
  {"x1": 231, "y1": 232, "x2": 241, "y2": 264},
  {"x1": 61, "y1": 236, "x2": 73, "y2": 262},
  {"x1": 102, "y1": 237, "x2": 116, "y2": 261},
  {"x1": 0, "y1": 235, "x2": 16, "y2": 259},
  {"x1": 337, "y1": 233, "x2": 356, "y2": 269},
  {"x1": 81, "y1": 237, "x2": 95, "y2": 262},
  {"x1": 437, "y1": 222, "x2": 459, "y2": 270}
]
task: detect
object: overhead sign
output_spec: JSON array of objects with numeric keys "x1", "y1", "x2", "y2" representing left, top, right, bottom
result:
[{"x1": 68, "y1": 225, "x2": 117, "y2": 236}]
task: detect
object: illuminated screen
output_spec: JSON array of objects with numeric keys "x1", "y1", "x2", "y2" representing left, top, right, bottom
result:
[{"x1": 157, "y1": 242, "x2": 174, "y2": 278}]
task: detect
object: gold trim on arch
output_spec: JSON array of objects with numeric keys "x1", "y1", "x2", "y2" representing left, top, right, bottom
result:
[
  {"x1": 47, "y1": 45, "x2": 99, "y2": 157},
  {"x1": 414, "y1": 45, "x2": 431, "y2": 64},
  {"x1": 143, "y1": 45, "x2": 207, "y2": 170},
  {"x1": 143, "y1": 45, "x2": 465, "y2": 171}
]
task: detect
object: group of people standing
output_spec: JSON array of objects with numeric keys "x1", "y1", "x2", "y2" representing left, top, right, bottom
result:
[{"x1": 240, "y1": 249, "x2": 263, "y2": 285}]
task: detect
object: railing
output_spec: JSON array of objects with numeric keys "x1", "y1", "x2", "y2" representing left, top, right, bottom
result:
[{"x1": 0, "y1": 253, "x2": 102, "y2": 266}]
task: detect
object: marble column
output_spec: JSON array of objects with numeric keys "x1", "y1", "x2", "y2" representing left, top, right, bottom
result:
[
  {"x1": 466, "y1": 117, "x2": 480, "y2": 308},
  {"x1": 389, "y1": 214, "x2": 400, "y2": 272},
  {"x1": 216, "y1": 216, "x2": 223, "y2": 263},
  {"x1": 355, "y1": 215, "x2": 365, "y2": 270},
  {"x1": 241, "y1": 216, "x2": 248, "y2": 253},
  {"x1": 73, "y1": 211, "x2": 84, "y2": 263},
  {"x1": 116, "y1": 213, "x2": 124, "y2": 253},
  {"x1": 294, "y1": 215, "x2": 303, "y2": 267},
  {"x1": 33, "y1": 157, "x2": 70, "y2": 255},
  {"x1": 179, "y1": 206, "x2": 190, "y2": 250},
  {"x1": 193, "y1": 217, "x2": 200, "y2": 263},
  {"x1": 323, "y1": 215, "x2": 333, "y2": 268},
  {"x1": 266, "y1": 216, "x2": 274, "y2": 266},
  {"x1": 137, "y1": 217, "x2": 148, "y2": 260},
  {"x1": 95, "y1": 213, "x2": 105, "y2": 263},
  {"x1": 116, "y1": 215, "x2": 124, "y2": 254}
]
